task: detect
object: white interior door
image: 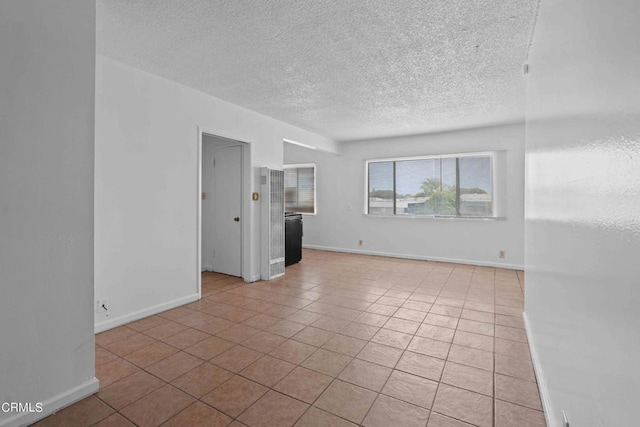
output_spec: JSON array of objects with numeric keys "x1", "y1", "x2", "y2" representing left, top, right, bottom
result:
[{"x1": 213, "y1": 145, "x2": 242, "y2": 276}]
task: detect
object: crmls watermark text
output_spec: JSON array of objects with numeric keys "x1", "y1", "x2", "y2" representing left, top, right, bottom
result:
[{"x1": 1, "y1": 402, "x2": 43, "y2": 413}]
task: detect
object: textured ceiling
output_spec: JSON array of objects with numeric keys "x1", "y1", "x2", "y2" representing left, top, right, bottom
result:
[{"x1": 97, "y1": 0, "x2": 538, "y2": 142}]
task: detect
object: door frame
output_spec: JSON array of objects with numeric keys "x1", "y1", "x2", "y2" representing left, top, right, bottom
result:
[{"x1": 197, "y1": 127, "x2": 252, "y2": 299}]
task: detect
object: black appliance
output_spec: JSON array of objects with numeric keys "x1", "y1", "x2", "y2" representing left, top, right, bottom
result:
[{"x1": 285, "y1": 212, "x2": 303, "y2": 266}]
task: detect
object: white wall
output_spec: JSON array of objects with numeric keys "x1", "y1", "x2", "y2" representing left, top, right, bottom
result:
[
  {"x1": 524, "y1": 0, "x2": 640, "y2": 426},
  {"x1": 95, "y1": 56, "x2": 337, "y2": 332},
  {"x1": 285, "y1": 123, "x2": 525, "y2": 268},
  {"x1": 0, "y1": 1, "x2": 97, "y2": 426}
]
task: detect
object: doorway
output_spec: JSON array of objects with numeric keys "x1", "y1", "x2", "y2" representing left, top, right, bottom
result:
[{"x1": 198, "y1": 130, "x2": 252, "y2": 292}]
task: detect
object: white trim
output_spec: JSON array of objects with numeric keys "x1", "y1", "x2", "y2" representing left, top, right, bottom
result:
[
  {"x1": 366, "y1": 150, "x2": 495, "y2": 164},
  {"x1": 302, "y1": 245, "x2": 524, "y2": 270},
  {"x1": 197, "y1": 127, "x2": 253, "y2": 284},
  {"x1": 95, "y1": 293, "x2": 199, "y2": 333},
  {"x1": 0, "y1": 378, "x2": 99, "y2": 427},
  {"x1": 523, "y1": 311, "x2": 555, "y2": 427}
]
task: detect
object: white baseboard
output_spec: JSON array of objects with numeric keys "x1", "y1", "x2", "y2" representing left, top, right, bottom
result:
[
  {"x1": 0, "y1": 377, "x2": 99, "y2": 427},
  {"x1": 302, "y1": 244, "x2": 524, "y2": 270},
  {"x1": 94, "y1": 293, "x2": 200, "y2": 334},
  {"x1": 523, "y1": 311, "x2": 554, "y2": 427}
]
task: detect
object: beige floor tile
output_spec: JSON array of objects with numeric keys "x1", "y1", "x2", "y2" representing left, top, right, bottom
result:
[
  {"x1": 381, "y1": 370, "x2": 438, "y2": 408},
  {"x1": 161, "y1": 328, "x2": 210, "y2": 349},
  {"x1": 120, "y1": 384, "x2": 194, "y2": 427},
  {"x1": 362, "y1": 394, "x2": 430, "y2": 427},
  {"x1": 171, "y1": 362, "x2": 233, "y2": 398},
  {"x1": 495, "y1": 324, "x2": 528, "y2": 343},
  {"x1": 238, "y1": 390, "x2": 309, "y2": 427},
  {"x1": 396, "y1": 351, "x2": 445, "y2": 381},
  {"x1": 97, "y1": 370, "x2": 165, "y2": 409},
  {"x1": 322, "y1": 334, "x2": 367, "y2": 357},
  {"x1": 424, "y1": 313, "x2": 459, "y2": 329},
  {"x1": 460, "y1": 309, "x2": 495, "y2": 324},
  {"x1": 495, "y1": 352, "x2": 536, "y2": 381},
  {"x1": 393, "y1": 308, "x2": 428, "y2": 322},
  {"x1": 93, "y1": 413, "x2": 136, "y2": 427},
  {"x1": 495, "y1": 399, "x2": 546, "y2": 427},
  {"x1": 201, "y1": 375, "x2": 268, "y2": 418},
  {"x1": 241, "y1": 331, "x2": 287, "y2": 353},
  {"x1": 314, "y1": 380, "x2": 377, "y2": 424},
  {"x1": 383, "y1": 317, "x2": 421, "y2": 334},
  {"x1": 366, "y1": 303, "x2": 399, "y2": 316},
  {"x1": 371, "y1": 328, "x2": 412, "y2": 349},
  {"x1": 270, "y1": 339, "x2": 317, "y2": 364},
  {"x1": 215, "y1": 324, "x2": 260, "y2": 343},
  {"x1": 408, "y1": 336, "x2": 451, "y2": 359},
  {"x1": 95, "y1": 358, "x2": 140, "y2": 388},
  {"x1": 145, "y1": 351, "x2": 203, "y2": 382},
  {"x1": 163, "y1": 402, "x2": 232, "y2": 427},
  {"x1": 274, "y1": 367, "x2": 333, "y2": 403},
  {"x1": 102, "y1": 333, "x2": 157, "y2": 357},
  {"x1": 356, "y1": 342, "x2": 403, "y2": 368},
  {"x1": 124, "y1": 341, "x2": 179, "y2": 368},
  {"x1": 240, "y1": 355, "x2": 296, "y2": 387},
  {"x1": 242, "y1": 313, "x2": 282, "y2": 330},
  {"x1": 34, "y1": 395, "x2": 114, "y2": 427},
  {"x1": 416, "y1": 324, "x2": 456, "y2": 343},
  {"x1": 301, "y1": 348, "x2": 352, "y2": 377},
  {"x1": 294, "y1": 407, "x2": 357, "y2": 427},
  {"x1": 354, "y1": 312, "x2": 390, "y2": 327},
  {"x1": 429, "y1": 305, "x2": 462, "y2": 318},
  {"x1": 341, "y1": 322, "x2": 380, "y2": 340},
  {"x1": 453, "y1": 330, "x2": 494, "y2": 352},
  {"x1": 338, "y1": 359, "x2": 392, "y2": 391},
  {"x1": 432, "y1": 384, "x2": 493, "y2": 427},
  {"x1": 211, "y1": 345, "x2": 262, "y2": 373},
  {"x1": 495, "y1": 373, "x2": 542, "y2": 410},
  {"x1": 193, "y1": 317, "x2": 236, "y2": 335},
  {"x1": 293, "y1": 326, "x2": 335, "y2": 347},
  {"x1": 95, "y1": 326, "x2": 137, "y2": 347},
  {"x1": 184, "y1": 336, "x2": 235, "y2": 360},
  {"x1": 495, "y1": 337, "x2": 532, "y2": 360},
  {"x1": 266, "y1": 319, "x2": 307, "y2": 338},
  {"x1": 427, "y1": 412, "x2": 475, "y2": 426},
  {"x1": 441, "y1": 362, "x2": 493, "y2": 396},
  {"x1": 95, "y1": 346, "x2": 120, "y2": 366},
  {"x1": 447, "y1": 345, "x2": 494, "y2": 371}
]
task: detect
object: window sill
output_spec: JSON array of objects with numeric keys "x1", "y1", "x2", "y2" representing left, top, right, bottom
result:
[{"x1": 363, "y1": 214, "x2": 506, "y2": 221}]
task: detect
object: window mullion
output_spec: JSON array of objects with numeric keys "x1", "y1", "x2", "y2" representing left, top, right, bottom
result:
[
  {"x1": 455, "y1": 157, "x2": 460, "y2": 217},
  {"x1": 393, "y1": 161, "x2": 397, "y2": 215}
]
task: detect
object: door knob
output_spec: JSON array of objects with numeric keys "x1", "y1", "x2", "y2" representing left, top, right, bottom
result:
[{"x1": 233, "y1": 217, "x2": 240, "y2": 222}]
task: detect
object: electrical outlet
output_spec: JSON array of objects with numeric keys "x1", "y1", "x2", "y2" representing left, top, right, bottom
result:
[
  {"x1": 97, "y1": 299, "x2": 109, "y2": 315},
  {"x1": 499, "y1": 250, "x2": 505, "y2": 258},
  {"x1": 358, "y1": 240, "x2": 363, "y2": 246}
]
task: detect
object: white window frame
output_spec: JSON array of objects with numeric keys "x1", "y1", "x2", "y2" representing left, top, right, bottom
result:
[
  {"x1": 284, "y1": 163, "x2": 317, "y2": 215},
  {"x1": 364, "y1": 151, "x2": 497, "y2": 219}
]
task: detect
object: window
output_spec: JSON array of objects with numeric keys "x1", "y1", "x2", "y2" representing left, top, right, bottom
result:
[
  {"x1": 284, "y1": 164, "x2": 316, "y2": 214},
  {"x1": 367, "y1": 153, "x2": 493, "y2": 217}
]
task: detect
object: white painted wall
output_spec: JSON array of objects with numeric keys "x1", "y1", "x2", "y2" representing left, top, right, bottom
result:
[
  {"x1": 0, "y1": 1, "x2": 97, "y2": 426},
  {"x1": 285, "y1": 123, "x2": 525, "y2": 268},
  {"x1": 524, "y1": 0, "x2": 640, "y2": 426},
  {"x1": 95, "y1": 56, "x2": 337, "y2": 332}
]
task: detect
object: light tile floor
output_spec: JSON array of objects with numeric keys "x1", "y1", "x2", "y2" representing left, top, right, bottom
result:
[{"x1": 34, "y1": 249, "x2": 545, "y2": 427}]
